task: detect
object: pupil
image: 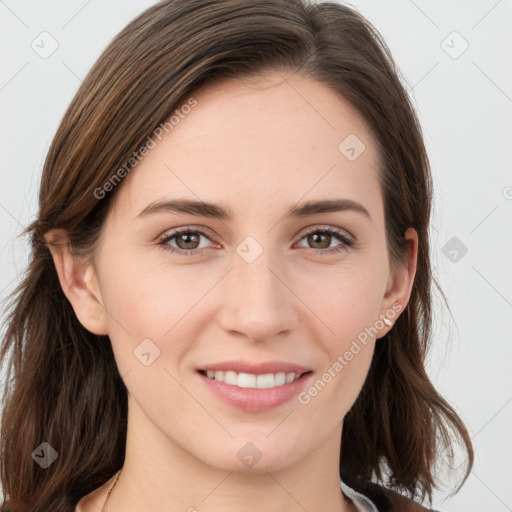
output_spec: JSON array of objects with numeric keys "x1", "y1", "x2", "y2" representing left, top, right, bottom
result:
[
  {"x1": 310, "y1": 233, "x2": 329, "y2": 249},
  {"x1": 178, "y1": 233, "x2": 198, "y2": 249}
]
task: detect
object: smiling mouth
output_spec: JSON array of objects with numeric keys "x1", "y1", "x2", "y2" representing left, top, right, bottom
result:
[{"x1": 197, "y1": 369, "x2": 312, "y2": 389}]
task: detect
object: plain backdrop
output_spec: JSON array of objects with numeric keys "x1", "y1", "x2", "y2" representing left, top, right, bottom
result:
[{"x1": 1, "y1": 1, "x2": 511, "y2": 510}]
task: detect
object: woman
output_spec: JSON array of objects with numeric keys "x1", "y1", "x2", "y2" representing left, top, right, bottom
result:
[{"x1": 0, "y1": 1, "x2": 473, "y2": 511}]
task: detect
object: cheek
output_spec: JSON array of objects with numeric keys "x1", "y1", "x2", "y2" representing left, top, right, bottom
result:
[
  {"x1": 298, "y1": 285, "x2": 377, "y2": 421},
  {"x1": 98, "y1": 255, "x2": 215, "y2": 372},
  {"x1": 101, "y1": 252, "x2": 203, "y2": 331},
  {"x1": 297, "y1": 266, "x2": 383, "y2": 405},
  {"x1": 305, "y1": 265, "x2": 385, "y2": 347}
]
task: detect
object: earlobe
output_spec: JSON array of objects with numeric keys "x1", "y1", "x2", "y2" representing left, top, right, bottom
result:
[
  {"x1": 44, "y1": 229, "x2": 109, "y2": 336},
  {"x1": 377, "y1": 227, "x2": 418, "y2": 338}
]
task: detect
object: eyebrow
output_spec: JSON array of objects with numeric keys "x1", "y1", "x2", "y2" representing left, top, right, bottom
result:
[{"x1": 136, "y1": 198, "x2": 371, "y2": 221}]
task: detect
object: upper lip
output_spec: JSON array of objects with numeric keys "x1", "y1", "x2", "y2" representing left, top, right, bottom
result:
[{"x1": 198, "y1": 360, "x2": 312, "y2": 375}]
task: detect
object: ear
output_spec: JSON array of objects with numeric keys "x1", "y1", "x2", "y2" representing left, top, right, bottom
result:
[
  {"x1": 376, "y1": 227, "x2": 418, "y2": 339},
  {"x1": 44, "y1": 229, "x2": 109, "y2": 335}
]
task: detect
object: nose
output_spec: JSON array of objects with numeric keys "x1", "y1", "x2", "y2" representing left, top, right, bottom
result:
[{"x1": 216, "y1": 247, "x2": 298, "y2": 343}]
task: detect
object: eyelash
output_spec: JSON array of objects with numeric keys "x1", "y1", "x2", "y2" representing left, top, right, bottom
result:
[{"x1": 157, "y1": 226, "x2": 354, "y2": 256}]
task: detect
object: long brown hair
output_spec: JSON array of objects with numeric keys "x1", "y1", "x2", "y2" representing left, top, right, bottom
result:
[{"x1": 0, "y1": 1, "x2": 473, "y2": 510}]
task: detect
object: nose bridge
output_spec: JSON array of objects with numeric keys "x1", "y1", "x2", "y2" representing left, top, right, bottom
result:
[
  {"x1": 219, "y1": 240, "x2": 296, "y2": 341},
  {"x1": 236, "y1": 248, "x2": 278, "y2": 301}
]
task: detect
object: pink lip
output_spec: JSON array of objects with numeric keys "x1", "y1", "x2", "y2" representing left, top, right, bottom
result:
[
  {"x1": 198, "y1": 360, "x2": 311, "y2": 375},
  {"x1": 196, "y1": 360, "x2": 313, "y2": 413}
]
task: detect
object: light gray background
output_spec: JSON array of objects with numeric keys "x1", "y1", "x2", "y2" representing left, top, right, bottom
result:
[{"x1": 1, "y1": 1, "x2": 511, "y2": 510}]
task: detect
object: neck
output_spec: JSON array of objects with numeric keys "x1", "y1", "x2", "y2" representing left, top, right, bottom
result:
[{"x1": 106, "y1": 395, "x2": 354, "y2": 512}]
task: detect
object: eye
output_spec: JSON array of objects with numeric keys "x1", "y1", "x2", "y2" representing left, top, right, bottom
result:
[
  {"x1": 295, "y1": 227, "x2": 354, "y2": 254},
  {"x1": 158, "y1": 228, "x2": 216, "y2": 256},
  {"x1": 157, "y1": 226, "x2": 355, "y2": 257}
]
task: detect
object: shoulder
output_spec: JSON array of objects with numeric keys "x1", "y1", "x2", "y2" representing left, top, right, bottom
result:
[
  {"x1": 352, "y1": 480, "x2": 440, "y2": 512},
  {"x1": 381, "y1": 487, "x2": 439, "y2": 512}
]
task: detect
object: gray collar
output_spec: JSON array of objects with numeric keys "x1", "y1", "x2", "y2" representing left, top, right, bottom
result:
[{"x1": 341, "y1": 480, "x2": 380, "y2": 512}]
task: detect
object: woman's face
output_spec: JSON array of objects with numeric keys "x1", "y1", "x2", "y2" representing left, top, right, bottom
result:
[{"x1": 77, "y1": 70, "x2": 416, "y2": 474}]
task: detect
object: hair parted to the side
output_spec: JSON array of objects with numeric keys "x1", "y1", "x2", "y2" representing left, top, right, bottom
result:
[{"x1": 0, "y1": 0, "x2": 473, "y2": 510}]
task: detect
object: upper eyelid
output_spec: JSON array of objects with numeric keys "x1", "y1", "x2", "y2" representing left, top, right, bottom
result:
[
  {"x1": 299, "y1": 225, "x2": 352, "y2": 238},
  {"x1": 160, "y1": 225, "x2": 216, "y2": 243}
]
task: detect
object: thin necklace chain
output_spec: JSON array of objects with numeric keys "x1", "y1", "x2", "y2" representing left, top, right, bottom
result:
[{"x1": 101, "y1": 470, "x2": 121, "y2": 512}]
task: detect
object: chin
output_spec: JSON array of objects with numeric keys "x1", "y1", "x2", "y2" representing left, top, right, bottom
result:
[{"x1": 196, "y1": 435, "x2": 307, "y2": 474}]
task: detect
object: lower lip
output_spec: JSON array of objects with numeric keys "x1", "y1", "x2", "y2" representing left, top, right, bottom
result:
[{"x1": 197, "y1": 372, "x2": 313, "y2": 412}]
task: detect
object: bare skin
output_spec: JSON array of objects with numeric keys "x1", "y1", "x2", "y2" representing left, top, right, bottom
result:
[{"x1": 47, "y1": 69, "x2": 417, "y2": 512}]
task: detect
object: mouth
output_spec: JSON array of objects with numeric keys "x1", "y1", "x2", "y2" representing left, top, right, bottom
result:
[
  {"x1": 197, "y1": 369, "x2": 312, "y2": 389},
  {"x1": 196, "y1": 361, "x2": 314, "y2": 412}
]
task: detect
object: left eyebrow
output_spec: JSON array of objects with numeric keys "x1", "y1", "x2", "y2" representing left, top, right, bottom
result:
[
  {"x1": 136, "y1": 198, "x2": 371, "y2": 221},
  {"x1": 288, "y1": 199, "x2": 371, "y2": 220},
  {"x1": 136, "y1": 199, "x2": 234, "y2": 220}
]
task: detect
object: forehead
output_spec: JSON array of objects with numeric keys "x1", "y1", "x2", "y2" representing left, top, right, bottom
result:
[{"x1": 112, "y1": 70, "x2": 382, "y2": 223}]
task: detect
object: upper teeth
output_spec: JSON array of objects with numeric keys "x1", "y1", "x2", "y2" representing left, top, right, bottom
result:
[{"x1": 205, "y1": 370, "x2": 301, "y2": 389}]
